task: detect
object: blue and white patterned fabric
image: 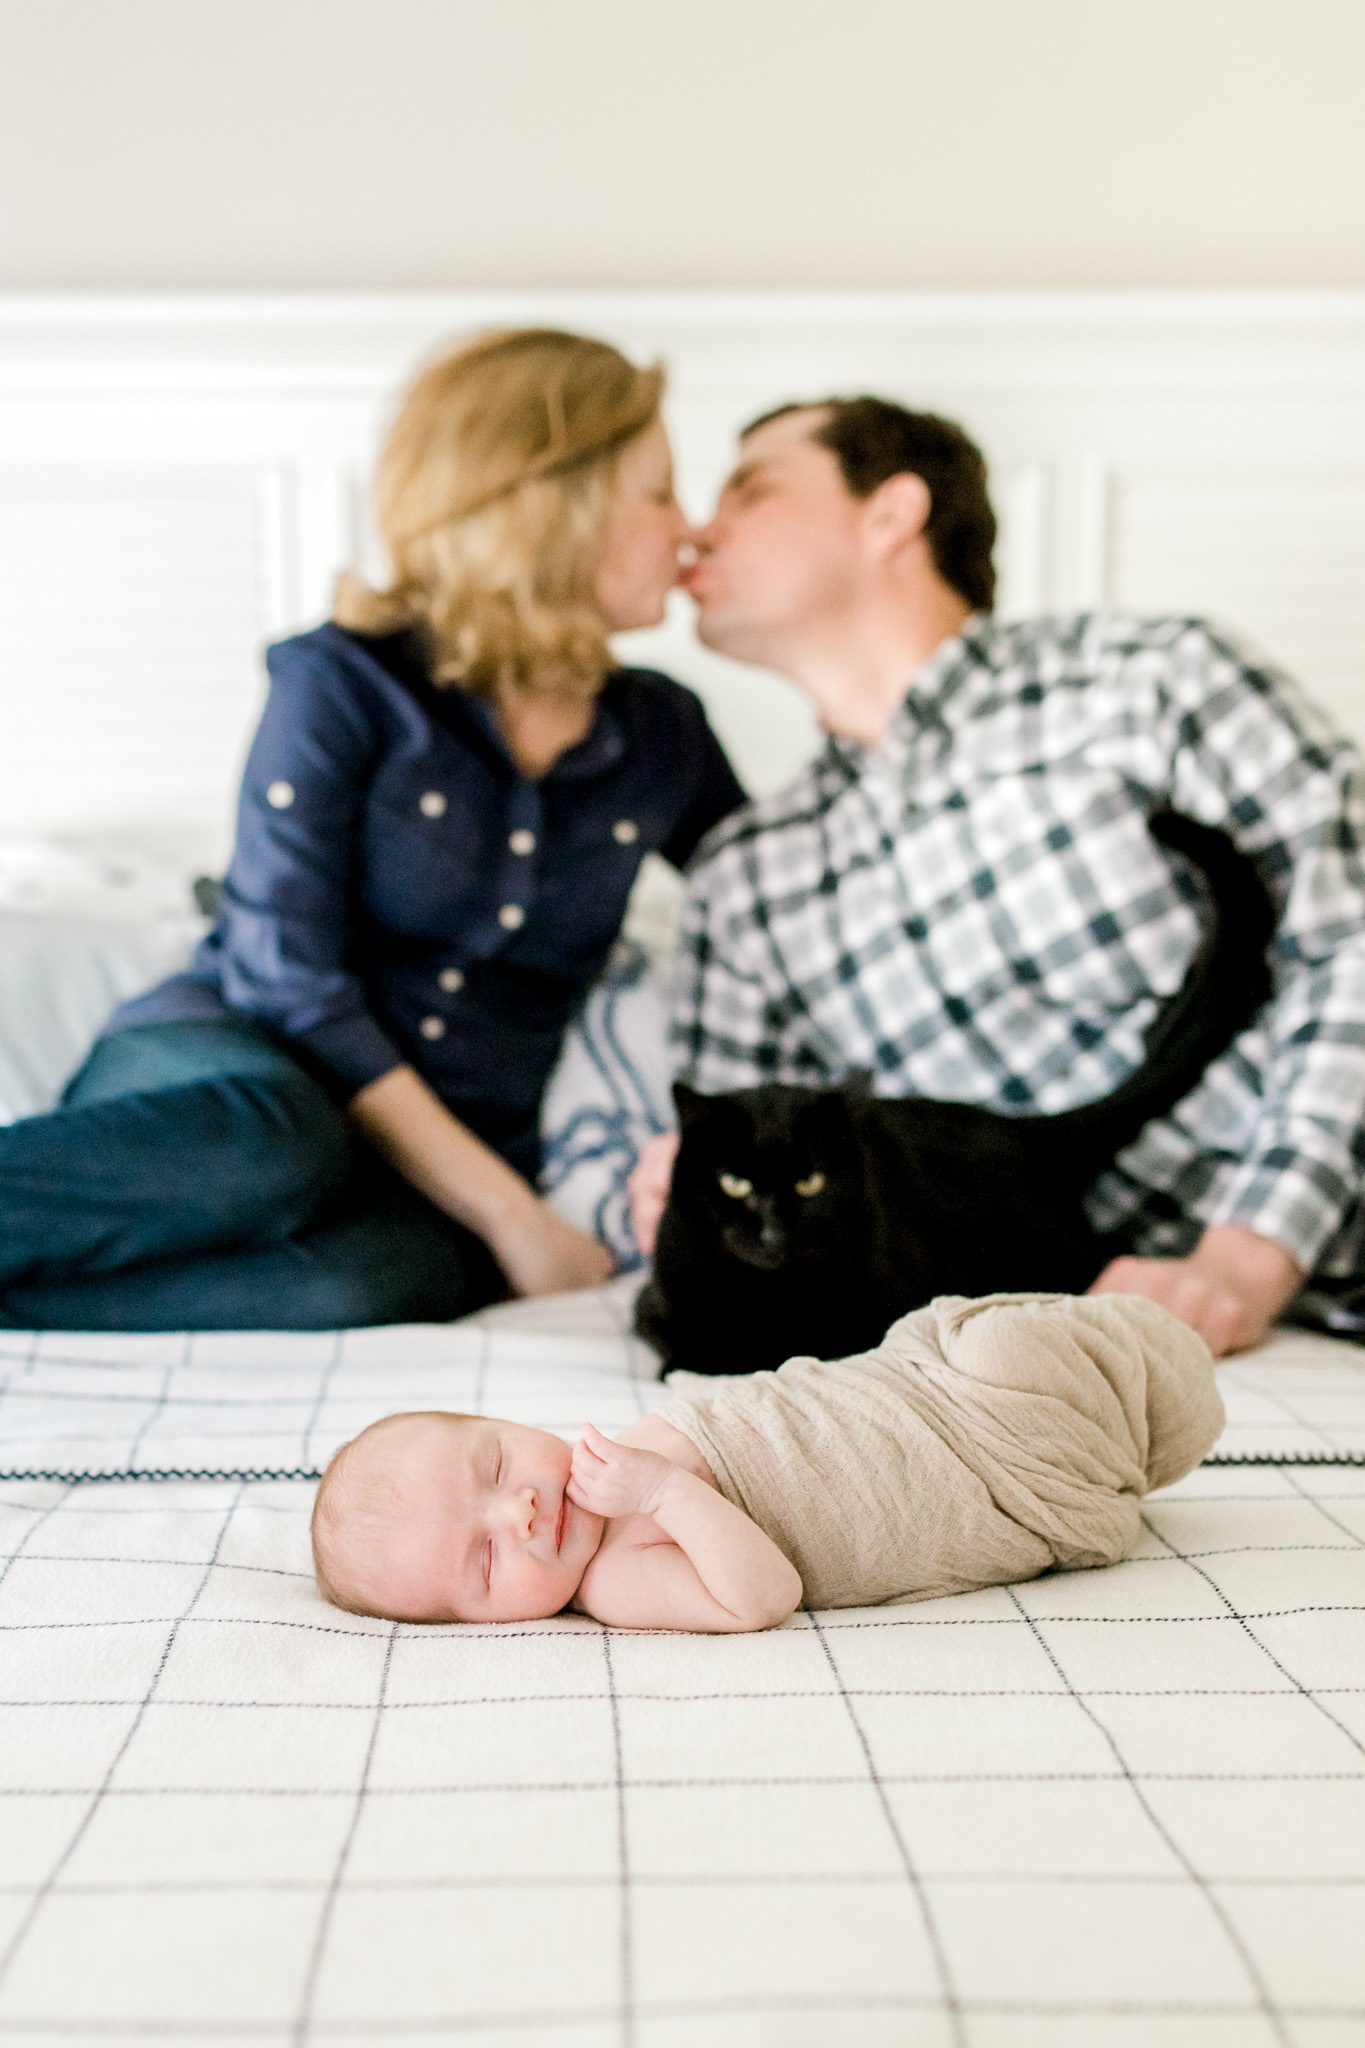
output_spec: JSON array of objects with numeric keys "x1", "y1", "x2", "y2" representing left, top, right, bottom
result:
[
  {"x1": 675, "y1": 612, "x2": 1365, "y2": 1278},
  {"x1": 539, "y1": 940, "x2": 676, "y2": 1268}
]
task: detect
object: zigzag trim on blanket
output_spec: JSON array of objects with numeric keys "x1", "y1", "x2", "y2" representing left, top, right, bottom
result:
[
  {"x1": 2, "y1": 1450, "x2": 1365, "y2": 1484},
  {"x1": 0, "y1": 1465, "x2": 327, "y2": 1483},
  {"x1": 1202, "y1": 1449, "x2": 1365, "y2": 1466}
]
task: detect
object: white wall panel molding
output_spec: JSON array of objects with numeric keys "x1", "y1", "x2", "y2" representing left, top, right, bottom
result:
[
  {"x1": 4, "y1": 292, "x2": 1365, "y2": 394},
  {"x1": 993, "y1": 466, "x2": 1050, "y2": 621},
  {"x1": 1072, "y1": 461, "x2": 1112, "y2": 611},
  {"x1": 2, "y1": 292, "x2": 1364, "y2": 848}
]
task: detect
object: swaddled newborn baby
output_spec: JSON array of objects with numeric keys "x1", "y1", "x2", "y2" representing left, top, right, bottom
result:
[{"x1": 311, "y1": 1292, "x2": 1224, "y2": 1632}]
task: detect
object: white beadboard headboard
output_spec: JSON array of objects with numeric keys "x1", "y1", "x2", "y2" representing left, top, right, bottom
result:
[{"x1": 2, "y1": 291, "x2": 1363, "y2": 863}]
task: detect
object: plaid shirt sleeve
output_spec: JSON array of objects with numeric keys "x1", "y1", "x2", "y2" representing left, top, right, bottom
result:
[{"x1": 1154, "y1": 626, "x2": 1365, "y2": 1267}]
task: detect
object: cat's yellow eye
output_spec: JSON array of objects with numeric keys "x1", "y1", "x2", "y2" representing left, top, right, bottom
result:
[
  {"x1": 719, "y1": 1172, "x2": 753, "y2": 1200},
  {"x1": 795, "y1": 1172, "x2": 826, "y2": 1197}
]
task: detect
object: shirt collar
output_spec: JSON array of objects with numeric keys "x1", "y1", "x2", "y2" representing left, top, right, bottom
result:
[
  {"x1": 544, "y1": 682, "x2": 628, "y2": 781},
  {"x1": 828, "y1": 613, "x2": 995, "y2": 777},
  {"x1": 428, "y1": 670, "x2": 628, "y2": 783}
]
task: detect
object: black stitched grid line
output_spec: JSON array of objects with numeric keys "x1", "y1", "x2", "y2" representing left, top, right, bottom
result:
[
  {"x1": 119, "y1": 1337, "x2": 187, "y2": 1472},
  {"x1": 1138, "y1": 1510, "x2": 1365, "y2": 1762},
  {"x1": 0, "y1": 1993, "x2": 1359, "y2": 2033},
  {"x1": 299, "y1": 1330, "x2": 345, "y2": 1474},
  {"x1": 1003, "y1": 1582, "x2": 1292, "y2": 2048},
  {"x1": 1279, "y1": 1464, "x2": 1365, "y2": 1550},
  {"x1": 4, "y1": 1684, "x2": 1365, "y2": 1713},
  {"x1": 808, "y1": 1609, "x2": 965, "y2": 2047},
  {"x1": 0, "y1": 1994, "x2": 1354, "y2": 2031},
  {"x1": 292, "y1": 1622, "x2": 397, "y2": 2047},
  {"x1": 3, "y1": 1602, "x2": 1363, "y2": 1640},
  {"x1": 0, "y1": 1331, "x2": 35, "y2": 1444},
  {"x1": 614, "y1": 1284, "x2": 655, "y2": 1422},
  {"x1": 3, "y1": 1867, "x2": 1363, "y2": 1894},
  {"x1": 2, "y1": 1770, "x2": 1363, "y2": 1797},
  {"x1": 0, "y1": 1385, "x2": 345, "y2": 1409},
  {"x1": 0, "y1": 1478, "x2": 248, "y2": 1997},
  {"x1": 7, "y1": 1550, "x2": 312, "y2": 1577},
  {"x1": 601, "y1": 1627, "x2": 635, "y2": 2048},
  {"x1": 0, "y1": 1481, "x2": 73, "y2": 1593}
]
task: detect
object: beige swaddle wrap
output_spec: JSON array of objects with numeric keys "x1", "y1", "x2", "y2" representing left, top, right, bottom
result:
[{"x1": 657, "y1": 1292, "x2": 1223, "y2": 1609}]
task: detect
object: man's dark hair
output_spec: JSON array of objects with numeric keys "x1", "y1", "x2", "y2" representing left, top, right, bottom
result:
[{"x1": 742, "y1": 396, "x2": 997, "y2": 613}]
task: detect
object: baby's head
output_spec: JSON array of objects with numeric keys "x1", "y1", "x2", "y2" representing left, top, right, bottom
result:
[{"x1": 310, "y1": 1410, "x2": 604, "y2": 1623}]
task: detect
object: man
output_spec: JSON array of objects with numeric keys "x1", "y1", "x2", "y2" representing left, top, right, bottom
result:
[{"x1": 632, "y1": 397, "x2": 1365, "y2": 1356}]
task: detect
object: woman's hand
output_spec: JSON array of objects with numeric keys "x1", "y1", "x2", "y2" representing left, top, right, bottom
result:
[
  {"x1": 491, "y1": 1204, "x2": 615, "y2": 1297},
  {"x1": 567, "y1": 1421, "x2": 676, "y2": 1519},
  {"x1": 350, "y1": 1066, "x2": 612, "y2": 1296},
  {"x1": 629, "y1": 1132, "x2": 679, "y2": 1258}
]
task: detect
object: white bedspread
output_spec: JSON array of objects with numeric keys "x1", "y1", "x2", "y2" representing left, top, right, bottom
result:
[{"x1": 2, "y1": 1289, "x2": 1363, "y2": 2045}]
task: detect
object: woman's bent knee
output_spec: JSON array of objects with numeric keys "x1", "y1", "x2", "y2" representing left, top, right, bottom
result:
[{"x1": 202, "y1": 1069, "x2": 353, "y2": 1240}]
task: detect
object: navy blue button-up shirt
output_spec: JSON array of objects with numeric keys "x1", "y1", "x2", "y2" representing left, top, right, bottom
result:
[{"x1": 114, "y1": 623, "x2": 744, "y2": 1177}]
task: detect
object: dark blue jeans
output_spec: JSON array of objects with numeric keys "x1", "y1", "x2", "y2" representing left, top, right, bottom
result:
[{"x1": 0, "y1": 1022, "x2": 503, "y2": 1329}]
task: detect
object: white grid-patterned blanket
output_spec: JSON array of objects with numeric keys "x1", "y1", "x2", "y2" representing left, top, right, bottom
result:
[{"x1": 2, "y1": 1288, "x2": 1364, "y2": 2044}]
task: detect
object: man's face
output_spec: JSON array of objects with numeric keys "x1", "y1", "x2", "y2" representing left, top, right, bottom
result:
[{"x1": 684, "y1": 409, "x2": 866, "y2": 665}]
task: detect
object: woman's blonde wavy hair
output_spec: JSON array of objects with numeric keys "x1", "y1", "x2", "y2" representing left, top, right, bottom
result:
[{"x1": 334, "y1": 328, "x2": 665, "y2": 698}]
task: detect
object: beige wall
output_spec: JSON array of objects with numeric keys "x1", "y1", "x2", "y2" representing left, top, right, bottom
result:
[{"x1": 2, "y1": 0, "x2": 1362, "y2": 290}]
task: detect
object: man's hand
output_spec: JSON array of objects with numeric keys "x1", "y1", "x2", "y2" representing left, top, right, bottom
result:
[
  {"x1": 1088, "y1": 1223, "x2": 1303, "y2": 1356},
  {"x1": 567, "y1": 1421, "x2": 677, "y2": 1519},
  {"x1": 629, "y1": 1132, "x2": 680, "y2": 1259}
]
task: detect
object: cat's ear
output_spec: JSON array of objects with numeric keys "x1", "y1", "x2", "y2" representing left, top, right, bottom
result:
[
  {"x1": 672, "y1": 1081, "x2": 711, "y2": 1129},
  {"x1": 839, "y1": 1070, "x2": 875, "y2": 1100}
]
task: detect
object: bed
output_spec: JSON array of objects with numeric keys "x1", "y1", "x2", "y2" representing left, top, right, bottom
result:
[
  {"x1": 4, "y1": 290, "x2": 1365, "y2": 2043},
  {"x1": 1, "y1": 1279, "x2": 1364, "y2": 2046}
]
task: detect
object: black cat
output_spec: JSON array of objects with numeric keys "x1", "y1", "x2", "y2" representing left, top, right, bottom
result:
[{"x1": 635, "y1": 810, "x2": 1276, "y2": 1375}]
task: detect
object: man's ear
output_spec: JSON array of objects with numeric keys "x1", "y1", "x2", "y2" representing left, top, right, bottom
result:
[
  {"x1": 839, "y1": 1070, "x2": 875, "y2": 1100},
  {"x1": 863, "y1": 471, "x2": 931, "y2": 557}
]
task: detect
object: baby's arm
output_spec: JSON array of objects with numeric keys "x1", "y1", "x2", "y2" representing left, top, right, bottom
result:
[{"x1": 568, "y1": 1423, "x2": 802, "y2": 1632}]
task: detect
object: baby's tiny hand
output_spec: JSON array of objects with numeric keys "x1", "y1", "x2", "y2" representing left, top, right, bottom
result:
[{"x1": 567, "y1": 1422, "x2": 675, "y2": 1520}]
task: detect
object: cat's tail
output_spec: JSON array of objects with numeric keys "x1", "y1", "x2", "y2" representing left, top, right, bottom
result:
[{"x1": 1046, "y1": 808, "x2": 1277, "y2": 1173}]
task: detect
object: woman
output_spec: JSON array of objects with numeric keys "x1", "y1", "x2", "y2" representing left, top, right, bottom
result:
[{"x1": 0, "y1": 329, "x2": 744, "y2": 1330}]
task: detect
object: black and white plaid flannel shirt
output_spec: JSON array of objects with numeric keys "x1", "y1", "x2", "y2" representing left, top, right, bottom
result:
[{"x1": 673, "y1": 612, "x2": 1365, "y2": 1276}]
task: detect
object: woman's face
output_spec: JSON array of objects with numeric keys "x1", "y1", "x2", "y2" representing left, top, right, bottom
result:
[{"x1": 593, "y1": 419, "x2": 691, "y2": 633}]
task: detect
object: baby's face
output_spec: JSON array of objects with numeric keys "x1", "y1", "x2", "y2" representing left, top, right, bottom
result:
[{"x1": 361, "y1": 1414, "x2": 604, "y2": 1623}]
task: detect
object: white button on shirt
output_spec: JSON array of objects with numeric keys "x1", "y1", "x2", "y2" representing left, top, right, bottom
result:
[
  {"x1": 419, "y1": 791, "x2": 447, "y2": 818},
  {"x1": 266, "y1": 781, "x2": 295, "y2": 809},
  {"x1": 498, "y1": 904, "x2": 525, "y2": 931},
  {"x1": 612, "y1": 819, "x2": 639, "y2": 844},
  {"x1": 508, "y1": 828, "x2": 536, "y2": 855},
  {"x1": 438, "y1": 967, "x2": 465, "y2": 993},
  {"x1": 419, "y1": 1015, "x2": 446, "y2": 1040}
]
